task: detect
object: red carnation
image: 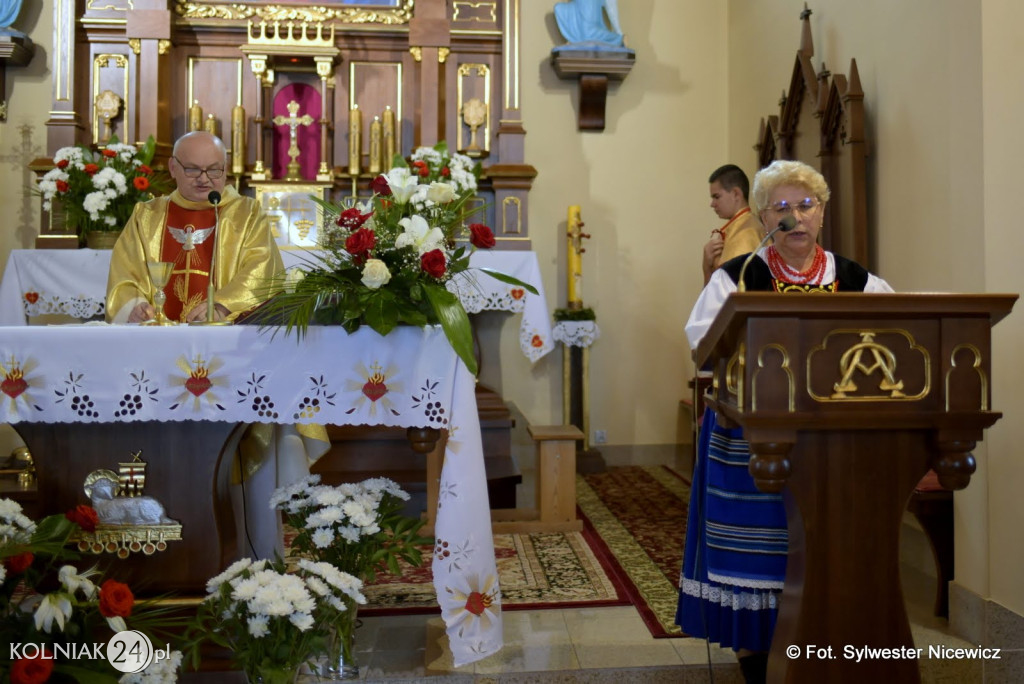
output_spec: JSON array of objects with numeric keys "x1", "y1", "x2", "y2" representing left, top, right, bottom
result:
[
  {"x1": 84, "y1": 163, "x2": 99, "y2": 175},
  {"x1": 55, "y1": 180, "x2": 70, "y2": 193},
  {"x1": 56, "y1": 159, "x2": 69, "y2": 169},
  {"x1": 3, "y1": 552, "x2": 34, "y2": 575},
  {"x1": 10, "y1": 649, "x2": 54, "y2": 684},
  {"x1": 441, "y1": 167, "x2": 450, "y2": 177},
  {"x1": 133, "y1": 176, "x2": 150, "y2": 191},
  {"x1": 336, "y1": 207, "x2": 372, "y2": 230},
  {"x1": 138, "y1": 164, "x2": 153, "y2": 175},
  {"x1": 370, "y1": 175, "x2": 391, "y2": 196},
  {"x1": 344, "y1": 227, "x2": 376, "y2": 258},
  {"x1": 420, "y1": 249, "x2": 447, "y2": 278},
  {"x1": 412, "y1": 160, "x2": 430, "y2": 177},
  {"x1": 101, "y1": 149, "x2": 116, "y2": 158},
  {"x1": 66, "y1": 504, "x2": 99, "y2": 532},
  {"x1": 98, "y1": 579, "x2": 134, "y2": 618},
  {"x1": 469, "y1": 223, "x2": 496, "y2": 249}
]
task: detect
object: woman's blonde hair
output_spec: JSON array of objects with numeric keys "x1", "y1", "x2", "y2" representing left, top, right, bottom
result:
[{"x1": 751, "y1": 160, "x2": 831, "y2": 214}]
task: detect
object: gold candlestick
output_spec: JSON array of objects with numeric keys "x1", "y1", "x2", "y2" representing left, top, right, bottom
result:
[
  {"x1": 203, "y1": 113, "x2": 218, "y2": 137},
  {"x1": 369, "y1": 116, "x2": 382, "y2": 174},
  {"x1": 144, "y1": 262, "x2": 176, "y2": 326},
  {"x1": 567, "y1": 205, "x2": 587, "y2": 309},
  {"x1": 382, "y1": 105, "x2": 396, "y2": 169},
  {"x1": 231, "y1": 105, "x2": 246, "y2": 175},
  {"x1": 348, "y1": 104, "x2": 362, "y2": 176},
  {"x1": 188, "y1": 101, "x2": 203, "y2": 132}
]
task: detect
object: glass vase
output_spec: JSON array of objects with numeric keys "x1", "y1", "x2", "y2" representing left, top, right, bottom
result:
[
  {"x1": 245, "y1": 664, "x2": 296, "y2": 684},
  {"x1": 321, "y1": 603, "x2": 360, "y2": 680}
]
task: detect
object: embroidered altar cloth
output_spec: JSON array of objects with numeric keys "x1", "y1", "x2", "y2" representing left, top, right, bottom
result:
[{"x1": 0, "y1": 324, "x2": 502, "y2": 666}]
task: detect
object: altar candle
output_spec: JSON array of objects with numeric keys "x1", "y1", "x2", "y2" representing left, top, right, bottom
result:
[
  {"x1": 382, "y1": 105, "x2": 396, "y2": 169},
  {"x1": 188, "y1": 100, "x2": 203, "y2": 132},
  {"x1": 567, "y1": 205, "x2": 583, "y2": 306},
  {"x1": 203, "y1": 113, "x2": 218, "y2": 136},
  {"x1": 348, "y1": 104, "x2": 362, "y2": 176},
  {"x1": 231, "y1": 105, "x2": 246, "y2": 175},
  {"x1": 369, "y1": 116, "x2": 382, "y2": 174}
]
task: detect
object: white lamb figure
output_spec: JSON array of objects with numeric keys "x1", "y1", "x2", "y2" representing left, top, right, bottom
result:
[{"x1": 89, "y1": 477, "x2": 174, "y2": 525}]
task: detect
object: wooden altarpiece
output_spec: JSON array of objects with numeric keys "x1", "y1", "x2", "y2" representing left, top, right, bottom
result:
[
  {"x1": 755, "y1": 6, "x2": 869, "y2": 270},
  {"x1": 697, "y1": 292, "x2": 1016, "y2": 683},
  {"x1": 36, "y1": 0, "x2": 536, "y2": 250}
]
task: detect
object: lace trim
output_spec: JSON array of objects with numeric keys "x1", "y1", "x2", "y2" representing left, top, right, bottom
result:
[
  {"x1": 707, "y1": 570, "x2": 785, "y2": 591},
  {"x1": 23, "y1": 292, "x2": 105, "y2": 319},
  {"x1": 552, "y1": 321, "x2": 600, "y2": 348},
  {"x1": 680, "y1": 577, "x2": 780, "y2": 611}
]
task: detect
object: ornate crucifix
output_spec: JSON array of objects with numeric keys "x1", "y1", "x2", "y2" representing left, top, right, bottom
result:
[{"x1": 272, "y1": 100, "x2": 314, "y2": 181}]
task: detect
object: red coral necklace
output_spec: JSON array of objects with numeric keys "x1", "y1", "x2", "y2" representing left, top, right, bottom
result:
[{"x1": 766, "y1": 244, "x2": 827, "y2": 284}]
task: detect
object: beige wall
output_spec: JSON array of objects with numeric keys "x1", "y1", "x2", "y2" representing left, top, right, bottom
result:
[{"x1": 727, "y1": 0, "x2": 1024, "y2": 618}]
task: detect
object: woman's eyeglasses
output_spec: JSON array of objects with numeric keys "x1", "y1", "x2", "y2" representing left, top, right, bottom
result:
[
  {"x1": 173, "y1": 156, "x2": 225, "y2": 180},
  {"x1": 769, "y1": 198, "x2": 819, "y2": 216}
]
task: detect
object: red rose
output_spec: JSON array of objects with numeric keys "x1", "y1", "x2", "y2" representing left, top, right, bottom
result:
[
  {"x1": 344, "y1": 227, "x2": 376, "y2": 257},
  {"x1": 55, "y1": 180, "x2": 69, "y2": 193},
  {"x1": 441, "y1": 166, "x2": 450, "y2": 177},
  {"x1": 66, "y1": 504, "x2": 99, "y2": 532},
  {"x1": 10, "y1": 650, "x2": 54, "y2": 684},
  {"x1": 83, "y1": 164, "x2": 99, "y2": 175},
  {"x1": 417, "y1": 166, "x2": 429, "y2": 177},
  {"x1": 138, "y1": 164, "x2": 152, "y2": 175},
  {"x1": 412, "y1": 160, "x2": 430, "y2": 177},
  {"x1": 56, "y1": 159, "x2": 69, "y2": 169},
  {"x1": 370, "y1": 175, "x2": 391, "y2": 196},
  {"x1": 420, "y1": 249, "x2": 447, "y2": 278},
  {"x1": 3, "y1": 552, "x2": 34, "y2": 575},
  {"x1": 469, "y1": 223, "x2": 496, "y2": 249},
  {"x1": 102, "y1": 149, "x2": 116, "y2": 158},
  {"x1": 336, "y1": 207, "x2": 372, "y2": 230},
  {"x1": 98, "y1": 579, "x2": 134, "y2": 618},
  {"x1": 133, "y1": 176, "x2": 150, "y2": 191}
]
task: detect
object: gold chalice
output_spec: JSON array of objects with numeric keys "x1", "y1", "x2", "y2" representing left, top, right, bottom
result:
[{"x1": 144, "y1": 261, "x2": 175, "y2": 326}]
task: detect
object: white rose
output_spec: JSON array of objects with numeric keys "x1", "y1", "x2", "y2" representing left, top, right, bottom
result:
[
  {"x1": 360, "y1": 259, "x2": 392, "y2": 290},
  {"x1": 426, "y1": 181, "x2": 455, "y2": 204}
]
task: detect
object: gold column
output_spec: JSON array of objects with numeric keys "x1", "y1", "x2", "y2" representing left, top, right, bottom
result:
[
  {"x1": 231, "y1": 105, "x2": 246, "y2": 176},
  {"x1": 348, "y1": 104, "x2": 362, "y2": 176},
  {"x1": 203, "y1": 113, "x2": 217, "y2": 136},
  {"x1": 315, "y1": 56, "x2": 334, "y2": 182},
  {"x1": 369, "y1": 116, "x2": 382, "y2": 174},
  {"x1": 382, "y1": 105, "x2": 396, "y2": 170}
]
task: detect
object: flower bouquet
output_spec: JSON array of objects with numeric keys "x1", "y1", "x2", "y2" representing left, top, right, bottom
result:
[
  {"x1": 269, "y1": 475, "x2": 430, "y2": 679},
  {"x1": 251, "y1": 141, "x2": 537, "y2": 375},
  {"x1": 184, "y1": 557, "x2": 365, "y2": 684},
  {"x1": 1, "y1": 498, "x2": 177, "y2": 684},
  {"x1": 36, "y1": 136, "x2": 169, "y2": 241}
]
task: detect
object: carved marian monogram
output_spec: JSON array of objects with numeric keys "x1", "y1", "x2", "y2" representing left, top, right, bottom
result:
[{"x1": 831, "y1": 332, "x2": 904, "y2": 399}]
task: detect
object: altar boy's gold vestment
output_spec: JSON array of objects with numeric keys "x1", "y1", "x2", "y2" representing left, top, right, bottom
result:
[{"x1": 105, "y1": 186, "x2": 283, "y2": 323}]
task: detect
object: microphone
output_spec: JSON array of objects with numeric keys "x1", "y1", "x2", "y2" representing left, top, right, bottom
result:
[
  {"x1": 736, "y1": 215, "x2": 797, "y2": 293},
  {"x1": 205, "y1": 191, "x2": 222, "y2": 323}
]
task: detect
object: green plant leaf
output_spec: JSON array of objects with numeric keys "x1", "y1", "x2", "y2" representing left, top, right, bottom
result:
[
  {"x1": 422, "y1": 283, "x2": 477, "y2": 374},
  {"x1": 475, "y1": 267, "x2": 539, "y2": 295},
  {"x1": 364, "y1": 290, "x2": 399, "y2": 336}
]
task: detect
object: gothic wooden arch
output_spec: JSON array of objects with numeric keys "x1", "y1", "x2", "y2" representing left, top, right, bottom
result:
[{"x1": 755, "y1": 6, "x2": 871, "y2": 270}]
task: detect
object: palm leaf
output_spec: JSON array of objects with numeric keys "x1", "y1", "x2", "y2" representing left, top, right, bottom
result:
[
  {"x1": 422, "y1": 283, "x2": 477, "y2": 375},
  {"x1": 475, "y1": 267, "x2": 539, "y2": 295}
]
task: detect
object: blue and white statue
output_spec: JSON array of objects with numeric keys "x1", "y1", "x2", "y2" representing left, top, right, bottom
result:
[
  {"x1": 553, "y1": 0, "x2": 628, "y2": 52},
  {"x1": 0, "y1": 0, "x2": 26, "y2": 37}
]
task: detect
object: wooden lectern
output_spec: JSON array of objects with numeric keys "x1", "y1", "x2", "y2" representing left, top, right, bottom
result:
[{"x1": 696, "y1": 293, "x2": 1016, "y2": 683}]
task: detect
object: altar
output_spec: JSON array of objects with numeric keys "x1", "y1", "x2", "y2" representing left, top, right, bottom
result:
[{"x1": 1, "y1": 324, "x2": 503, "y2": 666}]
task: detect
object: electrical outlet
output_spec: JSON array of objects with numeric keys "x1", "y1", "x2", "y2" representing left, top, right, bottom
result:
[{"x1": 594, "y1": 430, "x2": 607, "y2": 444}]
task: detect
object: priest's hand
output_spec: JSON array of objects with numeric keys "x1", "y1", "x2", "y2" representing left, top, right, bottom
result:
[
  {"x1": 128, "y1": 302, "x2": 156, "y2": 323},
  {"x1": 186, "y1": 301, "x2": 230, "y2": 323}
]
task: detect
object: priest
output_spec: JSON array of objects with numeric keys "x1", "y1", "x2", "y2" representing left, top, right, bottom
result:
[
  {"x1": 104, "y1": 131, "x2": 325, "y2": 561},
  {"x1": 106, "y1": 131, "x2": 282, "y2": 324}
]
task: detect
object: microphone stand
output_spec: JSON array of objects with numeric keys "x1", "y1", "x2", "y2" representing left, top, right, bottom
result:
[
  {"x1": 192, "y1": 190, "x2": 231, "y2": 325},
  {"x1": 736, "y1": 215, "x2": 797, "y2": 292}
]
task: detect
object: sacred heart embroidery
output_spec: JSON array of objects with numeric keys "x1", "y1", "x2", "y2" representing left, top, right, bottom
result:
[
  {"x1": 510, "y1": 288, "x2": 525, "y2": 300},
  {"x1": 362, "y1": 378, "x2": 387, "y2": 402},
  {"x1": 23, "y1": 291, "x2": 39, "y2": 304},
  {"x1": 344, "y1": 361, "x2": 402, "y2": 417},
  {"x1": 1, "y1": 376, "x2": 27, "y2": 398},
  {"x1": 531, "y1": 335, "x2": 544, "y2": 348},
  {"x1": 185, "y1": 376, "x2": 212, "y2": 396}
]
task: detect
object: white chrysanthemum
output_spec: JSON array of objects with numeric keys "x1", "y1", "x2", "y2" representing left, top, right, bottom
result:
[
  {"x1": 338, "y1": 525, "x2": 362, "y2": 544},
  {"x1": 290, "y1": 611, "x2": 315, "y2": 631},
  {"x1": 268, "y1": 475, "x2": 321, "y2": 510},
  {"x1": 83, "y1": 190, "x2": 111, "y2": 220},
  {"x1": 308, "y1": 506, "x2": 344, "y2": 527},
  {"x1": 311, "y1": 487, "x2": 345, "y2": 507},
  {"x1": 394, "y1": 215, "x2": 444, "y2": 255},
  {"x1": 0, "y1": 565, "x2": 6, "y2": 584},
  {"x1": 53, "y1": 147, "x2": 85, "y2": 165},
  {"x1": 231, "y1": 576, "x2": 261, "y2": 602},
  {"x1": 311, "y1": 527, "x2": 334, "y2": 548},
  {"x1": 206, "y1": 557, "x2": 257, "y2": 593},
  {"x1": 119, "y1": 649, "x2": 183, "y2": 683},
  {"x1": 247, "y1": 614, "x2": 270, "y2": 638}
]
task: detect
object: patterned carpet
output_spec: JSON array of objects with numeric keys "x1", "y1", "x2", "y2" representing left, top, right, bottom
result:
[
  {"x1": 288, "y1": 465, "x2": 689, "y2": 635},
  {"x1": 577, "y1": 465, "x2": 690, "y2": 638}
]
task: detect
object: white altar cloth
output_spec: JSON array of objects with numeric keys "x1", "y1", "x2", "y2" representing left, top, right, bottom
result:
[
  {"x1": 0, "y1": 324, "x2": 502, "y2": 666},
  {"x1": 0, "y1": 248, "x2": 554, "y2": 362}
]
